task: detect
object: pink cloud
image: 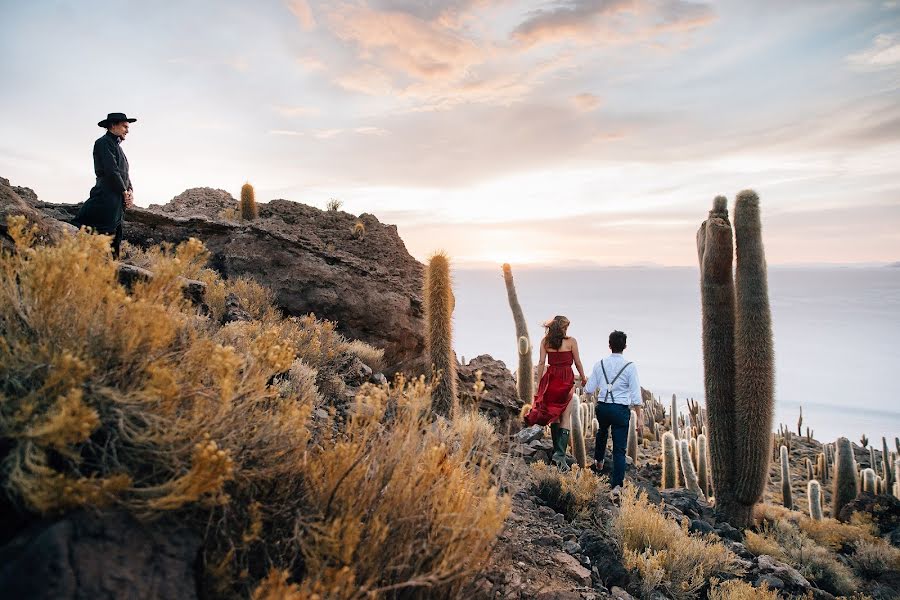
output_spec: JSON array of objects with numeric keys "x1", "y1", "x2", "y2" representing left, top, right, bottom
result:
[
  {"x1": 572, "y1": 92, "x2": 602, "y2": 111},
  {"x1": 287, "y1": 0, "x2": 316, "y2": 31}
]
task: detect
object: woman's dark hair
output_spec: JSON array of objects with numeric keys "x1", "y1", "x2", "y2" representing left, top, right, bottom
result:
[
  {"x1": 544, "y1": 316, "x2": 570, "y2": 350},
  {"x1": 609, "y1": 330, "x2": 627, "y2": 353}
]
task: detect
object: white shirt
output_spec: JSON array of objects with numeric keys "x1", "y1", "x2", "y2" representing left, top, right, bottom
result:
[{"x1": 584, "y1": 353, "x2": 641, "y2": 406}]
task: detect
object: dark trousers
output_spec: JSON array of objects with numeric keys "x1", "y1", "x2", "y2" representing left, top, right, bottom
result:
[
  {"x1": 594, "y1": 402, "x2": 631, "y2": 488},
  {"x1": 111, "y1": 223, "x2": 123, "y2": 259}
]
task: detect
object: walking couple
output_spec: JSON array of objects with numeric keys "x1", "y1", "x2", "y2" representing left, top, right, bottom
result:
[{"x1": 523, "y1": 316, "x2": 643, "y2": 489}]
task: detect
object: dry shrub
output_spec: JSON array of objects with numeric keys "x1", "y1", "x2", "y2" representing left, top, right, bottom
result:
[
  {"x1": 531, "y1": 462, "x2": 608, "y2": 520},
  {"x1": 612, "y1": 484, "x2": 743, "y2": 599},
  {"x1": 1, "y1": 219, "x2": 509, "y2": 599},
  {"x1": 743, "y1": 520, "x2": 858, "y2": 596},
  {"x1": 198, "y1": 270, "x2": 280, "y2": 323},
  {"x1": 121, "y1": 239, "x2": 209, "y2": 280},
  {"x1": 340, "y1": 339, "x2": 385, "y2": 372},
  {"x1": 708, "y1": 578, "x2": 777, "y2": 600},
  {"x1": 799, "y1": 515, "x2": 876, "y2": 550},
  {"x1": 850, "y1": 539, "x2": 900, "y2": 577},
  {"x1": 294, "y1": 377, "x2": 510, "y2": 597}
]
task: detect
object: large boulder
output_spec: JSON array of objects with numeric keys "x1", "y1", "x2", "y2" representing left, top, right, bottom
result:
[
  {"x1": 458, "y1": 354, "x2": 522, "y2": 430},
  {"x1": 1, "y1": 180, "x2": 426, "y2": 374},
  {"x1": 838, "y1": 493, "x2": 900, "y2": 534},
  {"x1": 0, "y1": 177, "x2": 75, "y2": 251},
  {"x1": 0, "y1": 510, "x2": 200, "y2": 599}
]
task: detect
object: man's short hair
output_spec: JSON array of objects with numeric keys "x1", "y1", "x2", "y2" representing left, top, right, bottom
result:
[{"x1": 609, "y1": 330, "x2": 627, "y2": 352}]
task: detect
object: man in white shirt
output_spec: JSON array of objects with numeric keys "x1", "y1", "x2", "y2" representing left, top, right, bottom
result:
[{"x1": 584, "y1": 330, "x2": 643, "y2": 489}]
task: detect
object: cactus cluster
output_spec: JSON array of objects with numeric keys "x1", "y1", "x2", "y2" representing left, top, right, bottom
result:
[
  {"x1": 696, "y1": 192, "x2": 775, "y2": 527},
  {"x1": 424, "y1": 252, "x2": 457, "y2": 416}
]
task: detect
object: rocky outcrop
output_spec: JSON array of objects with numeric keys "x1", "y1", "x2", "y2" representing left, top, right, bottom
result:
[
  {"x1": 0, "y1": 178, "x2": 425, "y2": 373},
  {"x1": 0, "y1": 510, "x2": 200, "y2": 600},
  {"x1": 458, "y1": 354, "x2": 522, "y2": 430},
  {"x1": 0, "y1": 177, "x2": 75, "y2": 251}
]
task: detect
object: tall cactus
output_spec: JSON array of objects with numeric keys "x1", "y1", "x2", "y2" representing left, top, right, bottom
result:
[
  {"x1": 697, "y1": 433, "x2": 710, "y2": 497},
  {"x1": 240, "y1": 182, "x2": 258, "y2": 221},
  {"x1": 697, "y1": 194, "x2": 776, "y2": 527},
  {"x1": 627, "y1": 409, "x2": 639, "y2": 465},
  {"x1": 502, "y1": 264, "x2": 533, "y2": 405},
  {"x1": 780, "y1": 445, "x2": 793, "y2": 510},
  {"x1": 670, "y1": 395, "x2": 679, "y2": 440},
  {"x1": 424, "y1": 252, "x2": 457, "y2": 416},
  {"x1": 805, "y1": 457, "x2": 814, "y2": 482},
  {"x1": 808, "y1": 480, "x2": 823, "y2": 521},
  {"x1": 882, "y1": 437, "x2": 892, "y2": 489},
  {"x1": 680, "y1": 439, "x2": 705, "y2": 498},
  {"x1": 833, "y1": 437, "x2": 858, "y2": 520},
  {"x1": 570, "y1": 393, "x2": 586, "y2": 468},
  {"x1": 862, "y1": 468, "x2": 877, "y2": 494},
  {"x1": 662, "y1": 431, "x2": 678, "y2": 489}
]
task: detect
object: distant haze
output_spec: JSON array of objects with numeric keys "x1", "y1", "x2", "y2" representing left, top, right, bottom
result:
[
  {"x1": 1, "y1": 1, "x2": 899, "y2": 265},
  {"x1": 454, "y1": 265, "x2": 900, "y2": 443}
]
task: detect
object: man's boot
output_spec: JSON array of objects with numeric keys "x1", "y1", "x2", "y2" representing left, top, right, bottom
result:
[{"x1": 551, "y1": 427, "x2": 571, "y2": 472}]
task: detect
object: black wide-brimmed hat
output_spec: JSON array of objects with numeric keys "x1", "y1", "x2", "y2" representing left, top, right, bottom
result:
[{"x1": 98, "y1": 112, "x2": 137, "y2": 128}]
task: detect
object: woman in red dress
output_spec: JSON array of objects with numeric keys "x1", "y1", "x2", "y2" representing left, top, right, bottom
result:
[{"x1": 524, "y1": 315, "x2": 587, "y2": 470}]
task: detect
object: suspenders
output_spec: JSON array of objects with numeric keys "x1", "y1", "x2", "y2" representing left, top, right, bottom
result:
[{"x1": 600, "y1": 360, "x2": 632, "y2": 403}]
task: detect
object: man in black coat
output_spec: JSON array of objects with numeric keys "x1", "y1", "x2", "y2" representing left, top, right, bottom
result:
[{"x1": 74, "y1": 112, "x2": 136, "y2": 258}]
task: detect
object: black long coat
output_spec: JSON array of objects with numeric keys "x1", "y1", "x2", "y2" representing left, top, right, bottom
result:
[{"x1": 75, "y1": 131, "x2": 132, "y2": 233}]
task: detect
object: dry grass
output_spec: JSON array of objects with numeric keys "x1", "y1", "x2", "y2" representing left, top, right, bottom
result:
[
  {"x1": 0, "y1": 217, "x2": 509, "y2": 599},
  {"x1": 850, "y1": 539, "x2": 900, "y2": 577},
  {"x1": 531, "y1": 463, "x2": 608, "y2": 520},
  {"x1": 611, "y1": 484, "x2": 744, "y2": 599},
  {"x1": 340, "y1": 339, "x2": 385, "y2": 372},
  {"x1": 708, "y1": 578, "x2": 778, "y2": 600}
]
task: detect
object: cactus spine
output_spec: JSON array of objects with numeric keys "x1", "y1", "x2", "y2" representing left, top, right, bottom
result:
[
  {"x1": 240, "y1": 182, "x2": 258, "y2": 221},
  {"x1": 808, "y1": 480, "x2": 823, "y2": 520},
  {"x1": 662, "y1": 431, "x2": 678, "y2": 489},
  {"x1": 502, "y1": 264, "x2": 533, "y2": 405},
  {"x1": 627, "y1": 409, "x2": 639, "y2": 465},
  {"x1": 679, "y1": 439, "x2": 705, "y2": 498},
  {"x1": 424, "y1": 252, "x2": 457, "y2": 416},
  {"x1": 697, "y1": 433, "x2": 710, "y2": 497},
  {"x1": 780, "y1": 445, "x2": 793, "y2": 510},
  {"x1": 833, "y1": 437, "x2": 858, "y2": 520},
  {"x1": 862, "y1": 468, "x2": 876, "y2": 494},
  {"x1": 697, "y1": 193, "x2": 775, "y2": 527},
  {"x1": 570, "y1": 393, "x2": 586, "y2": 468}
]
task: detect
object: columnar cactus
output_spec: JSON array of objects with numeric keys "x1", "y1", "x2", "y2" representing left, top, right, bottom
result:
[
  {"x1": 680, "y1": 439, "x2": 705, "y2": 498},
  {"x1": 424, "y1": 252, "x2": 457, "y2": 416},
  {"x1": 697, "y1": 433, "x2": 710, "y2": 497},
  {"x1": 502, "y1": 264, "x2": 533, "y2": 405},
  {"x1": 882, "y1": 437, "x2": 892, "y2": 489},
  {"x1": 570, "y1": 394, "x2": 586, "y2": 468},
  {"x1": 627, "y1": 409, "x2": 639, "y2": 465},
  {"x1": 670, "y1": 395, "x2": 679, "y2": 439},
  {"x1": 862, "y1": 468, "x2": 877, "y2": 494},
  {"x1": 805, "y1": 458, "x2": 814, "y2": 482},
  {"x1": 817, "y1": 451, "x2": 828, "y2": 483},
  {"x1": 833, "y1": 437, "x2": 858, "y2": 520},
  {"x1": 697, "y1": 193, "x2": 774, "y2": 527},
  {"x1": 240, "y1": 182, "x2": 258, "y2": 221},
  {"x1": 808, "y1": 480, "x2": 823, "y2": 521},
  {"x1": 662, "y1": 431, "x2": 678, "y2": 489},
  {"x1": 780, "y1": 445, "x2": 793, "y2": 510}
]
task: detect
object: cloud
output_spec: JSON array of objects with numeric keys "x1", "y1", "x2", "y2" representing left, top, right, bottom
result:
[
  {"x1": 269, "y1": 129, "x2": 305, "y2": 136},
  {"x1": 847, "y1": 33, "x2": 900, "y2": 70},
  {"x1": 512, "y1": 0, "x2": 715, "y2": 47},
  {"x1": 572, "y1": 92, "x2": 602, "y2": 111},
  {"x1": 273, "y1": 104, "x2": 321, "y2": 117},
  {"x1": 287, "y1": 0, "x2": 316, "y2": 30}
]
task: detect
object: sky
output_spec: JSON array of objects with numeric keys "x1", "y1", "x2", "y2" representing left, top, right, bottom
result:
[{"x1": 1, "y1": 0, "x2": 899, "y2": 266}]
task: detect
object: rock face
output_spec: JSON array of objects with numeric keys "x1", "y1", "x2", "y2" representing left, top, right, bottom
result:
[
  {"x1": 458, "y1": 354, "x2": 523, "y2": 430},
  {"x1": 0, "y1": 179, "x2": 426, "y2": 373},
  {"x1": 0, "y1": 510, "x2": 200, "y2": 600},
  {"x1": 0, "y1": 177, "x2": 75, "y2": 251}
]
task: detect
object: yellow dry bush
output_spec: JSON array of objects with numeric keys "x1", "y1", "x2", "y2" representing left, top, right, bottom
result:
[
  {"x1": 275, "y1": 359, "x2": 322, "y2": 409},
  {"x1": 708, "y1": 578, "x2": 777, "y2": 600},
  {"x1": 850, "y1": 539, "x2": 900, "y2": 577},
  {"x1": 745, "y1": 520, "x2": 859, "y2": 596},
  {"x1": 122, "y1": 237, "x2": 210, "y2": 281},
  {"x1": 198, "y1": 270, "x2": 280, "y2": 324},
  {"x1": 531, "y1": 462, "x2": 608, "y2": 520},
  {"x1": 251, "y1": 569, "x2": 303, "y2": 600},
  {"x1": 799, "y1": 515, "x2": 876, "y2": 550},
  {"x1": 340, "y1": 339, "x2": 385, "y2": 372},
  {"x1": 294, "y1": 377, "x2": 510, "y2": 598},
  {"x1": 612, "y1": 484, "x2": 744, "y2": 599}
]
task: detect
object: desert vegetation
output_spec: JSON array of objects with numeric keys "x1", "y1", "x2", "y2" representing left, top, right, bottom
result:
[{"x1": 0, "y1": 216, "x2": 509, "y2": 599}]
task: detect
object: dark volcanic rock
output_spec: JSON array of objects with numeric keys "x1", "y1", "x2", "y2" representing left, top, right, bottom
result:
[
  {"x1": 1, "y1": 179, "x2": 426, "y2": 373},
  {"x1": 458, "y1": 354, "x2": 523, "y2": 431},
  {"x1": 838, "y1": 493, "x2": 900, "y2": 534},
  {"x1": 578, "y1": 528, "x2": 629, "y2": 589},
  {"x1": 0, "y1": 510, "x2": 200, "y2": 600},
  {"x1": 0, "y1": 177, "x2": 75, "y2": 251},
  {"x1": 221, "y1": 292, "x2": 252, "y2": 324}
]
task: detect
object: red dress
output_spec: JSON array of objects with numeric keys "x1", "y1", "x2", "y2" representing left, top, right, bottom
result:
[{"x1": 524, "y1": 350, "x2": 575, "y2": 426}]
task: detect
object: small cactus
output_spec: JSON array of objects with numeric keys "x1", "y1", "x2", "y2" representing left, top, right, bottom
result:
[
  {"x1": 797, "y1": 406, "x2": 803, "y2": 436},
  {"x1": 860, "y1": 434, "x2": 869, "y2": 448},
  {"x1": 240, "y1": 182, "x2": 258, "y2": 221},
  {"x1": 862, "y1": 468, "x2": 877, "y2": 494},
  {"x1": 627, "y1": 409, "x2": 639, "y2": 465},
  {"x1": 680, "y1": 439, "x2": 705, "y2": 498},
  {"x1": 833, "y1": 437, "x2": 858, "y2": 520},
  {"x1": 424, "y1": 252, "x2": 457, "y2": 416},
  {"x1": 808, "y1": 480, "x2": 823, "y2": 520},
  {"x1": 697, "y1": 433, "x2": 711, "y2": 497},
  {"x1": 662, "y1": 431, "x2": 678, "y2": 489},
  {"x1": 780, "y1": 445, "x2": 793, "y2": 510}
]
